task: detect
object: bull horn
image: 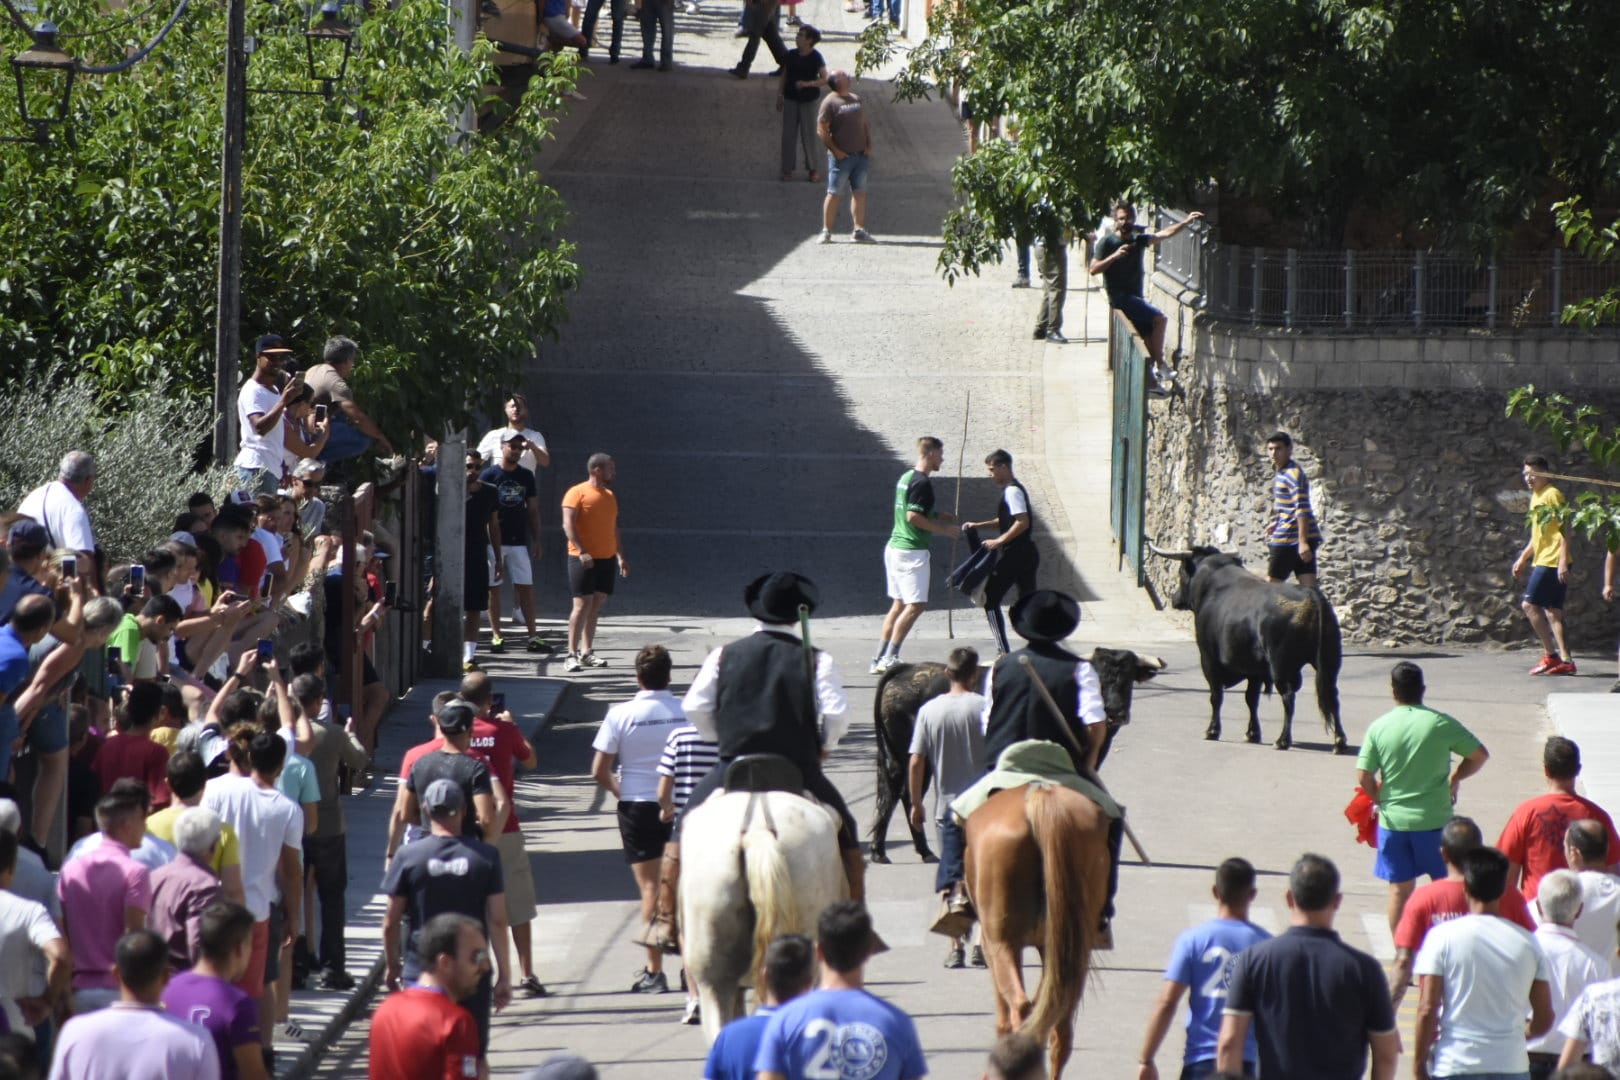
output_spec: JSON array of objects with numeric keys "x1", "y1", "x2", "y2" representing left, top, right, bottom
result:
[
  {"x1": 1144, "y1": 538, "x2": 1193, "y2": 561},
  {"x1": 1139, "y1": 655, "x2": 1167, "y2": 671}
]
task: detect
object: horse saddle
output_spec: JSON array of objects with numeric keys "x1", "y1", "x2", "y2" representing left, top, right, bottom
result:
[{"x1": 723, "y1": 754, "x2": 804, "y2": 796}]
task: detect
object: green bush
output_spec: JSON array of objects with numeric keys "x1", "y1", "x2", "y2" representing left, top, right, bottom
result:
[{"x1": 0, "y1": 370, "x2": 233, "y2": 564}]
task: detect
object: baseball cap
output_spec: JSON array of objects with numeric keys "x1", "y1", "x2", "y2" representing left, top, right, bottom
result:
[
  {"x1": 167, "y1": 531, "x2": 200, "y2": 550},
  {"x1": 226, "y1": 490, "x2": 256, "y2": 508},
  {"x1": 293, "y1": 459, "x2": 327, "y2": 480},
  {"x1": 434, "y1": 698, "x2": 477, "y2": 735},
  {"x1": 523, "y1": 1056, "x2": 599, "y2": 1080},
  {"x1": 502, "y1": 430, "x2": 526, "y2": 444},
  {"x1": 255, "y1": 333, "x2": 293, "y2": 355},
  {"x1": 423, "y1": 778, "x2": 466, "y2": 816},
  {"x1": 7, "y1": 520, "x2": 48, "y2": 550}
]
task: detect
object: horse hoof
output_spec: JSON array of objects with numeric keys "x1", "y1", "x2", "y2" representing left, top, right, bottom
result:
[
  {"x1": 1274, "y1": 737, "x2": 1291, "y2": 751},
  {"x1": 920, "y1": 851, "x2": 939, "y2": 865},
  {"x1": 1204, "y1": 727, "x2": 1220, "y2": 741},
  {"x1": 1244, "y1": 731, "x2": 1261, "y2": 745},
  {"x1": 1333, "y1": 739, "x2": 1350, "y2": 755},
  {"x1": 868, "y1": 850, "x2": 890, "y2": 865}
]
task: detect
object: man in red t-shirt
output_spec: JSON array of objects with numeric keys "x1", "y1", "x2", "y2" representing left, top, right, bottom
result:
[
  {"x1": 1498, "y1": 736, "x2": 1620, "y2": 903},
  {"x1": 1389, "y1": 816, "x2": 1536, "y2": 1004},
  {"x1": 93, "y1": 682, "x2": 172, "y2": 805},
  {"x1": 369, "y1": 911, "x2": 486, "y2": 1080},
  {"x1": 386, "y1": 692, "x2": 464, "y2": 856},
  {"x1": 457, "y1": 672, "x2": 544, "y2": 998}
]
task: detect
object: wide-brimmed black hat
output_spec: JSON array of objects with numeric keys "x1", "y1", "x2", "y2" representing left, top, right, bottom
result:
[
  {"x1": 745, "y1": 571, "x2": 820, "y2": 625},
  {"x1": 1010, "y1": 589, "x2": 1080, "y2": 642}
]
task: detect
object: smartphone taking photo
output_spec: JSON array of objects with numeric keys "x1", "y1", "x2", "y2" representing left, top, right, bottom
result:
[
  {"x1": 315, "y1": 403, "x2": 328, "y2": 423},
  {"x1": 129, "y1": 564, "x2": 146, "y2": 591},
  {"x1": 256, "y1": 638, "x2": 275, "y2": 661},
  {"x1": 61, "y1": 555, "x2": 77, "y2": 579},
  {"x1": 491, "y1": 692, "x2": 506, "y2": 713}
]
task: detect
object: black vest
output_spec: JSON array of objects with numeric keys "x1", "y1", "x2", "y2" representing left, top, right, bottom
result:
[
  {"x1": 998, "y1": 480, "x2": 1036, "y2": 551},
  {"x1": 712, "y1": 631, "x2": 821, "y2": 766},
  {"x1": 984, "y1": 641, "x2": 1086, "y2": 772}
]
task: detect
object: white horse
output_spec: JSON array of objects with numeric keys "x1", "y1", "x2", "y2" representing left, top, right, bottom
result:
[{"x1": 680, "y1": 788, "x2": 847, "y2": 1044}]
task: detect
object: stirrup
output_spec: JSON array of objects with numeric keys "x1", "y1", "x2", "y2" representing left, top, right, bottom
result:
[{"x1": 631, "y1": 915, "x2": 681, "y2": 956}]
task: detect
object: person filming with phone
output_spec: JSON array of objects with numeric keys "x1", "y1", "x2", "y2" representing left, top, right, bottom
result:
[{"x1": 1088, "y1": 201, "x2": 1203, "y2": 391}]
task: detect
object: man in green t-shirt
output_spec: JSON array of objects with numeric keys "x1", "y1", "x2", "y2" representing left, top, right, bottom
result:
[
  {"x1": 1354, "y1": 661, "x2": 1489, "y2": 935},
  {"x1": 108, "y1": 595, "x2": 184, "y2": 685},
  {"x1": 871, "y1": 436, "x2": 958, "y2": 675}
]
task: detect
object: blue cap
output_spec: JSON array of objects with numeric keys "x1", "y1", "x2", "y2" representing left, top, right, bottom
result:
[{"x1": 255, "y1": 334, "x2": 293, "y2": 356}]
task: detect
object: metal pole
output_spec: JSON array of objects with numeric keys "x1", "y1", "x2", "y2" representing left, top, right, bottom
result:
[
  {"x1": 1413, "y1": 250, "x2": 1425, "y2": 330},
  {"x1": 946, "y1": 391, "x2": 969, "y2": 639},
  {"x1": 1284, "y1": 248, "x2": 1297, "y2": 329},
  {"x1": 1551, "y1": 249, "x2": 1563, "y2": 326},
  {"x1": 1486, "y1": 257, "x2": 1498, "y2": 329},
  {"x1": 431, "y1": 429, "x2": 468, "y2": 677},
  {"x1": 212, "y1": 0, "x2": 247, "y2": 463},
  {"x1": 1344, "y1": 250, "x2": 1354, "y2": 329}
]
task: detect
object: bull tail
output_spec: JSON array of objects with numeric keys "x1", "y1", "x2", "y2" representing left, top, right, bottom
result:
[
  {"x1": 1021, "y1": 785, "x2": 1091, "y2": 1040},
  {"x1": 1315, "y1": 591, "x2": 1343, "y2": 736}
]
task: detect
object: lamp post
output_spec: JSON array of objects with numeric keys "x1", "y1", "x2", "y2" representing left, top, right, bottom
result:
[{"x1": 6, "y1": 21, "x2": 74, "y2": 143}]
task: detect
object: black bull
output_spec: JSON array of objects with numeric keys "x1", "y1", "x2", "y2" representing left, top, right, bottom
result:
[
  {"x1": 1151, "y1": 543, "x2": 1348, "y2": 753},
  {"x1": 867, "y1": 648, "x2": 1166, "y2": 864}
]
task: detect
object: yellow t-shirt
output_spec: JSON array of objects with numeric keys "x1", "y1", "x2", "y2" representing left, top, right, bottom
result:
[
  {"x1": 1530, "y1": 485, "x2": 1566, "y2": 567},
  {"x1": 147, "y1": 804, "x2": 242, "y2": 874},
  {"x1": 150, "y1": 726, "x2": 182, "y2": 754}
]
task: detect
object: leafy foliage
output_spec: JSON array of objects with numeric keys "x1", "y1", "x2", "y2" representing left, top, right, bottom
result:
[
  {"x1": 1555, "y1": 197, "x2": 1620, "y2": 330},
  {"x1": 1506, "y1": 386, "x2": 1620, "y2": 551},
  {"x1": 862, "y1": 0, "x2": 1620, "y2": 278},
  {"x1": 0, "y1": 368, "x2": 234, "y2": 563},
  {"x1": 0, "y1": 0, "x2": 580, "y2": 445}
]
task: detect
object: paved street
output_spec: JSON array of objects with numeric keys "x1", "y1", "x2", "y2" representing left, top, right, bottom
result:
[{"x1": 306, "y1": 4, "x2": 1620, "y2": 1077}]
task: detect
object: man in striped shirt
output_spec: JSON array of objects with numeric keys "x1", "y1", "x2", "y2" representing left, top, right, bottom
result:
[
  {"x1": 1265, "y1": 432, "x2": 1322, "y2": 587},
  {"x1": 656, "y1": 723, "x2": 718, "y2": 1025}
]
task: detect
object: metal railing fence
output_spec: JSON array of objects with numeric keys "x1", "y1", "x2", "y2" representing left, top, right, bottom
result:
[{"x1": 1150, "y1": 210, "x2": 1620, "y2": 331}]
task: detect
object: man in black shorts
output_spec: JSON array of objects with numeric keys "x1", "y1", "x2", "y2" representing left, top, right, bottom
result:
[
  {"x1": 462, "y1": 450, "x2": 502, "y2": 673},
  {"x1": 590, "y1": 646, "x2": 686, "y2": 993},
  {"x1": 1088, "y1": 202, "x2": 1203, "y2": 386},
  {"x1": 962, "y1": 448, "x2": 1040, "y2": 655},
  {"x1": 1265, "y1": 432, "x2": 1321, "y2": 587},
  {"x1": 561, "y1": 453, "x2": 627, "y2": 673}
]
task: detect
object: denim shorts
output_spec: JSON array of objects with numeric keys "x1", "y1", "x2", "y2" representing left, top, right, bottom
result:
[
  {"x1": 827, "y1": 150, "x2": 870, "y2": 194},
  {"x1": 28, "y1": 703, "x2": 69, "y2": 755},
  {"x1": 1374, "y1": 825, "x2": 1447, "y2": 883},
  {"x1": 1523, "y1": 565, "x2": 1567, "y2": 610},
  {"x1": 1113, "y1": 292, "x2": 1164, "y2": 340}
]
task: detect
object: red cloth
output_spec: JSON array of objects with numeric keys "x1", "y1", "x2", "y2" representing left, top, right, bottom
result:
[
  {"x1": 1344, "y1": 789, "x2": 1378, "y2": 847},
  {"x1": 368, "y1": 987, "x2": 480, "y2": 1080},
  {"x1": 398, "y1": 738, "x2": 442, "y2": 783},
  {"x1": 1392, "y1": 877, "x2": 1537, "y2": 952},
  {"x1": 1497, "y1": 791, "x2": 1620, "y2": 901},
  {"x1": 468, "y1": 716, "x2": 534, "y2": 835},
  {"x1": 93, "y1": 732, "x2": 171, "y2": 805}
]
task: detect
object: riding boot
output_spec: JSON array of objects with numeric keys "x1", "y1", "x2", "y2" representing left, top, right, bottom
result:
[
  {"x1": 840, "y1": 847, "x2": 890, "y2": 955},
  {"x1": 1096, "y1": 817, "x2": 1123, "y2": 951},
  {"x1": 632, "y1": 850, "x2": 682, "y2": 955}
]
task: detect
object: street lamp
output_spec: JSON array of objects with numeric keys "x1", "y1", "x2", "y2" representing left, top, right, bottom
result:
[
  {"x1": 304, "y1": 2, "x2": 354, "y2": 97},
  {"x1": 7, "y1": 20, "x2": 74, "y2": 144}
]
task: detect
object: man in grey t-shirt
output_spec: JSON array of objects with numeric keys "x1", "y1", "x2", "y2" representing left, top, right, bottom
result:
[{"x1": 908, "y1": 647, "x2": 986, "y2": 966}]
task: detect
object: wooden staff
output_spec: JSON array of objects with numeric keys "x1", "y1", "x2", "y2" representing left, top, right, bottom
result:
[
  {"x1": 1016, "y1": 655, "x2": 1151, "y2": 864},
  {"x1": 947, "y1": 390, "x2": 970, "y2": 638}
]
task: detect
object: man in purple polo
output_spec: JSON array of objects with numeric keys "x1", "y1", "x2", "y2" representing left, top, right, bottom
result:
[
  {"x1": 149, "y1": 808, "x2": 226, "y2": 972},
  {"x1": 164, "y1": 901, "x2": 266, "y2": 1080}
]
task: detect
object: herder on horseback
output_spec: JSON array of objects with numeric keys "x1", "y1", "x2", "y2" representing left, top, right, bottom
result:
[
  {"x1": 635, "y1": 571, "x2": 867, "y2": 953},
  {"x1": 973, "y1": 589, "x2": 1125, "y2": 946}
]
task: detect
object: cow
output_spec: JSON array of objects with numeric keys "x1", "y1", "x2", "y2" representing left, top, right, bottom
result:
[
  {"x1": 867, "y1": 648, "x2": 1167, "y2": 864},
  {"x1": 1149, "y1": 542, "x2": 1347, "y2": 753}
]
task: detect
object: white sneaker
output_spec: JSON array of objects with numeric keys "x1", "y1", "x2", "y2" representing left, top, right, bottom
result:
[
  {"x1": 868, "y1": 658, "x2": 885, "y2": 675},
  {"x1": 582, "y1": 651, "x2": 608, "y2": 668},
  {"x1": 851, "y1": 227, "x2": 874, "y2": 243},
  {"x1": 876, "y1": 654, "x2": 900, "y2": 672},
  {"x1": 819, "y1": 229, "x2": 832, "y2": 244},
  {"x1": 563, "y1": 654, "x2": 583, "y2": 673},
  {"x1": 680, "y1": 997, "x2": 701, "y2": 1025}
]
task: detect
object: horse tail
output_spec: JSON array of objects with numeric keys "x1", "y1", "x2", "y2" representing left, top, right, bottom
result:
[
  {"x1": 742, "y1": 802, "x2": 798, "y2": 985},
  {"x1": 1314, "y1": 590, "x2": 1342, "y2": 736},
  {"x1": 1021, "y1": 784, "x2": 1090, "y2": 1039}
]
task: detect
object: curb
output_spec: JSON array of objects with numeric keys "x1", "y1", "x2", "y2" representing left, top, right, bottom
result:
[{"x1": 281, "y1": 676, "x2": 573, "y2": 1079}]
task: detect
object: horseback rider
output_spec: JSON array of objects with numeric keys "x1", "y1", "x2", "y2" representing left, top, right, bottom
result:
[
  {"x1": 636, "y1": 571, "x2": 865, "y2": 953},
  {"x1": 979, "y1": 588, "x2": 1124, "y2": 944}
]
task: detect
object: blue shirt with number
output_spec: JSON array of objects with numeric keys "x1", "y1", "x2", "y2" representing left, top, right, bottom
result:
[
  {"x1": 754, "y1": 988, "x2": 927, "y2": 1080},
  {"x1": 1166, "y1": 917, "x2": 1271, "y2": 1065}
]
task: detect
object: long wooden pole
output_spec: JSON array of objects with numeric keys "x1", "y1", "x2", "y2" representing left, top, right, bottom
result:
[{"x1": 947, "y1": 390, "x2": 970, "y2": 638}]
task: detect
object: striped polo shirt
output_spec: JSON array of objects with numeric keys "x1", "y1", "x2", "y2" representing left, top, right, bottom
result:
[
  {"x1": 1268, "y1": 461, "x2": 1322, "y2": 546},
  {"x1": 656, "y1": 725, "x2": 720, "y2": 809}
]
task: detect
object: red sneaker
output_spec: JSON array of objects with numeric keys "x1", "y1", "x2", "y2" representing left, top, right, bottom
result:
[
  {"x1": 1529, "y1": 654, "x2": 1558, "y2": 675},
  {"x1": 1548, "y1": 659, "x2": 1578, "y2": 676}
]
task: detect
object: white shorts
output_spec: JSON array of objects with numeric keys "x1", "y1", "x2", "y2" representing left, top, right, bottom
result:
[
  {"x1": 487, "y1": 545, "x2": 533, "y2": 586},
  {"x1": 884, "y1": 545, "x2": 931, "y2": 605}
]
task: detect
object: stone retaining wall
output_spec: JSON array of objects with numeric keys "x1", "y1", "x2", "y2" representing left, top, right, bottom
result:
[{"x1": 1140, "y1": 275, "x2": 1620, "y2": 648}]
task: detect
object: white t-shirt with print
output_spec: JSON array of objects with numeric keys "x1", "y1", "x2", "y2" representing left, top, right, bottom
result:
[{"x1": 592, "y1": 689, "x2": 687, "y2": 802}]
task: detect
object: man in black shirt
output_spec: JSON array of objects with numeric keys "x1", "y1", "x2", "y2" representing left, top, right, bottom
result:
[
  {"x1": 962, "y1": 449, "x2": 1039, "y2": 656},
  {"x1": 382, "y1": 778, "x2": 511, "y2": 1055},
  {"x1": 479, "y1": 433, "x2": 547, "y2": 656},
  {"x1": 462, "y1": 450, "x2": 503, "y2": 673},
  {"x1": 1218, "y1": 853, "x2": 1398, "y2": 1080},
  {"x1": 398, "y1": 698, "x2": 504, "y2": 845},
  {"x1": 1087, "y1": 202, "x2": 1203, "y2": 384}
]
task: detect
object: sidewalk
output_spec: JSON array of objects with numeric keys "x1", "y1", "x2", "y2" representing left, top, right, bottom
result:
[{"x1": 278, "y1": 662, "x2": 569, "y2": 1079}]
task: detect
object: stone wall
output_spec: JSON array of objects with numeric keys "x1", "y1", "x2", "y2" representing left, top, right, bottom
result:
[{"x1": 1140, "y1": 276, "x2": 1620, "y2": 648}]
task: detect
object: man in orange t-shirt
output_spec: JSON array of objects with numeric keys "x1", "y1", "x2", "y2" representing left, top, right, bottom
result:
[
  {"x1": 560, "y1": 453, "x2": 628, "y2": 673},
  {"x1": 1499, "y1": 735, "x2": 1620, "y2": 902},
  {"x1": 369, "y1": 912, "x2": 487, "y2": 1080}
]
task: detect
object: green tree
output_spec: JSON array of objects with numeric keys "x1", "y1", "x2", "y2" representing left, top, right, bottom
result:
[
  {"x1": 860, "y1": 0, "x2": 1620, "y2": 279},
  {"x1": 0, "y1": 0, "x2": 580, "y2": 444}
]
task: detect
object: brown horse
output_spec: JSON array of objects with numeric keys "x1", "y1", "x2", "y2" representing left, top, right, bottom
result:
[{"x1": 964, "y1": 782, "x2": 1111, "y2": 1080}]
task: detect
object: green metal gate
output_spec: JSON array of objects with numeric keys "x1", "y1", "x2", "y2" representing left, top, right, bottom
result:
[{"x1": 1109, "y1": 310, "x2": 1148, "y2": 585}]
